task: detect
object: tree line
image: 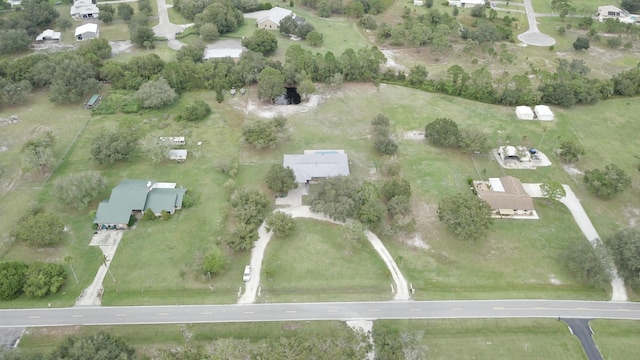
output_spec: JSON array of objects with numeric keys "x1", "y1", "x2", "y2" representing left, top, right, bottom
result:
[{"x1": 383, "y1": 58, "x2": 640, "y2": 107}]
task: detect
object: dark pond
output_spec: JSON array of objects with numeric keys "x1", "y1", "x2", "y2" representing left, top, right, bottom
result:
[{"x1": 273, "y1": 87, "x2": 301, "y2": 105}]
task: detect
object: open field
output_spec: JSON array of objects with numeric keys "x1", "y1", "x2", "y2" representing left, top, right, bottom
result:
[
  {"x1": 260, "y1": 219, "x2": 391, "y2": 302},
  {"x1": 375, "y1": 318, "x2": 585, "y2": 359},
  {"x1": 591, "y1": 319, "x2": 640, "y2": 359}
]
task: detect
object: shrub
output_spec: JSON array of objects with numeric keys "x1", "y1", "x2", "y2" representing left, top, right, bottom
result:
[
  {"x1": 202, "y1": 246, "x2": 227, "y2": 274},
  {"x1": 134, "y1": 77, "x2": 178, "y2": 108},
  {"x1": 0, "y1": 262, "x2": 28, "y2": 300},
  {"x1": 584, "y1": 164, "x2": 631, "y2": 199},
  {"x1": 14, "y1": 213, "x2": 64, "y2": 247},
  {"x1": 179, "y1": 100, "x2": 211, "y2": 121},
  {"x1": 23, "y1": 262, "x2": 66, "y2": 298}
]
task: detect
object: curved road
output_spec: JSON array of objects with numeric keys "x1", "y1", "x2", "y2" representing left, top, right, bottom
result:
[
  {"x1": 1, "y1": 300, "x2": 640, "y2": 328},
  {"x1": 516, "y1": 0, "x2": 556, "y2": 46}
]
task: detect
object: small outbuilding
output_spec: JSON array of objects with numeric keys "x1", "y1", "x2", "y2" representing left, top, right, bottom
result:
[
  {"x1": 36, "y1": 29, "x2": 61, "y2": 42},
  {"x1": 75, "y1": 23, "x2": 99, "y2": 41},
  {"x1": 534, "y1": 105, "x2": 554, "y2": 121},
  {"x1": 413, "y1": 0, "x2": 424, "y2": 5},
  {"x1": 168, "y1": 149, "x2": 188, "y2": 162},
  {"x1": 515, "y1": 106, "x2": 534, "y2": 120},
  {"x1": 498, "y1": 145, "x2": 531, "y2": 163}
]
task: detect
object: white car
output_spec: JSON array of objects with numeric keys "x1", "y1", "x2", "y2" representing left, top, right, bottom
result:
[{"x1": 243, "y1": 265, "x2": 252, "y2": 282}]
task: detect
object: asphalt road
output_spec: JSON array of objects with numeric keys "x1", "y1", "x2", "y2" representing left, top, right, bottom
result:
[
  {"x1": 562, "y1": 318, "x2": 603, "y2": 360},
  {"x1": 2, "y1": 300, "x2": 639, "y2": 328},
  {"x1": 517, "y1": 0, "x2": 557, "y2": 46}
]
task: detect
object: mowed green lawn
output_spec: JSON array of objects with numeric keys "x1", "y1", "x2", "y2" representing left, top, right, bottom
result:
[
  {"x1": 260, "y1": 219, "x2": 391, "y2": 302},
  {"x1": 375, "y1": 319, "x2": 585, "y2": 360},
  {"x1": 591, "y1": 319, "x2": 640, "y2": 359}
]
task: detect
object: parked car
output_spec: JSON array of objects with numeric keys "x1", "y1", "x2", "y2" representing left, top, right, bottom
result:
[{"x1": 243, "y1": 265, "x2": 252, "y2": 282}]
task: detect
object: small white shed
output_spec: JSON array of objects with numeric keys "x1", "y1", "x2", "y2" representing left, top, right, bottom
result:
[
  {"x1": 515, "y1": 106, "x2": 534, "y2": 120},
  {"x1": 534, "y1": 105, "x2": 554, "y2": 121},
  {"x1": 168, "y1": 149, "x2": 188, "y2": 162}
]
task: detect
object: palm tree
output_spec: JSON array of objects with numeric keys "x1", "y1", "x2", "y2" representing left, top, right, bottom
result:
[
  {"x1": 64, "y1": 255, "x2": 79, "y2": 284},
  {"x1": 101, "y1": 255, "x2": 117, "y2": 283}
]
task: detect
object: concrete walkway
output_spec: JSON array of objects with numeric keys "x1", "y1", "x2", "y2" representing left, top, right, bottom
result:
[
  {"x1": 238, "y1": 203, "x2": 411, "y2": 304},
  {"x1": 523, "y1": 184, "x2": 628, "y2": 301},
  {"x1": 74, "y1": 231, "x2": 123, "y2": 306},
  {"x1": 516, "y1": 0, "x2": 556, "y2": 46}
]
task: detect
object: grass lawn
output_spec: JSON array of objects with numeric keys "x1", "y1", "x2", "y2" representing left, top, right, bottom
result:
[
  {"x1": 591, "y1": 319, "x2": 640, "y2": 359},
  {"x1": 375, "y1": 318, "x2": 585, "y2": 359},
  {"x1": 17, "y1": 321, "x2": 354, "y2": 356},
  {"x1": 260, "y1": 219, "x2": 391, "y2": 302}
]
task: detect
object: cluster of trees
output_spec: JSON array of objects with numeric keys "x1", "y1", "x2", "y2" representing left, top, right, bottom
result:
[
  {"x1": 21, "y1": 131, "x2": 56, "y2": 174},
  {"x1": 0, "y1": 0, "x2": 59, "y2": 55},
  {"x1": 0, "y1": 261, "x2": 66, "y2": 300},
  {"x1": 424, "y1": 118, "x2": 488, "y2": 154},
  {"x1": 375, "y1": 8, "x2": 457, "y2": 50},
  {"x1": 177, "y1": 100, "x2": 212, "y2": 121},
  {"x1": 265, "y1": 211, "x2": 296, "y2": 236},
  {"x1": 371, "y1": 114, "x2": 398, "y2": 156},
  {"x1": 13, "y1": 212, "x2": 64, "y2": 247},
  {"x1": 174, "y1": 0, "x2": 244, "y2": 39},
  {"x1": 562, "y1": 240, "x2": 612, "y2": 290},
  {"x1": 310, "y1": 175, "x2": 415, "y2": 235},
  {"x1": 90, "y1": 128, "x2": 139, "y2": 165},
  {"x1": 242, "y1": 29, "x2": 278, "y2": 55},
  {"x1": 608, "y1": 227, "x2": 640, "y2": 289},
  {"x1": 373, "y1": 322, "x2": 427, "y2": 360},
  {"x1": 383, "y1": 57, "x2": 640, "y2": 107},
  {"x1": 148, "y1": 325, "x2": 369, "y2": 359},
  {"x1": 5, "y1": 332, "x2": 136, "y2": 360},
  {"x1": 300, "y1": 0, "x2": 393, "y2": 18},
  {"x1": 583, "y1": 164, "x2": 632, "y2": 199},
  {"x1": 265, "y1": 164, "x2": 296, "y2": 195},
  {"x1": 227, "y1": 189, "x2": 270, "y2": 251},
  {"x1": 279, "y1": 15, "x2": 319, "y2": 43},
  {"x1": 242, "y1": 115, "x2": 287, "y2": 148},
  {"x1": 54, "y1": 172, "x2": 107, "y2": 209},
  {"x1": 558, "y1": 140, "x2": 585, "y2": 163},
  {"x1": 437, "y1": 192, "x2": 493, "y2": 241}
]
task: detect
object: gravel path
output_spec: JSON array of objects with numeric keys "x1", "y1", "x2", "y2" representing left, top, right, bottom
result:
[
  {"x1": 238, "y1": 205, "x2": 411, "y2": 304},
  {"x1": 524, "y1": 184, "x2": 628, "y2": 301}
]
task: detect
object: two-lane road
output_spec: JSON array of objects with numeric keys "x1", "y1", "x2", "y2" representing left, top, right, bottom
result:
[{"x1": 2, "y1": 300, "x2": 640, "y2": 328}]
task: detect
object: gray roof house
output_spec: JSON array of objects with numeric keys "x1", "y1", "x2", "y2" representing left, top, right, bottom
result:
[
  {"x1": 70, "y1": 0, "x2": 100, "y2": 20},
  {"x1": 283, "y1": 151, "x2": 350, "y2": 183},
  {"x1": 94, "y1": 180, "x2": 186, "y2": 229}
]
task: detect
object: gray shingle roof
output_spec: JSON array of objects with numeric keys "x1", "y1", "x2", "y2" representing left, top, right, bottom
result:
[{"x1": 283, "y1": 153, "x2": 349, "y2": 183}]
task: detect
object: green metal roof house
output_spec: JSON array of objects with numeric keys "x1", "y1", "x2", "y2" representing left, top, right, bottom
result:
[{"x1": 94, "y1": 180, "x2": 186, "y2": 229}]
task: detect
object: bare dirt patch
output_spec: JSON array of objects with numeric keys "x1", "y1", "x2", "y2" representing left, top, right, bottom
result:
[
  {"x1": 549, "y1": 274, "x2": 561, "y2": 285},
  {"x1": 31, "y1": 42, "x2": 77, "y2": 54},
  {"x1": 110, "y1": 40, "x2": 134, "y2": 55},
  {"x1": 380, "y1": 49, "x2": 409, "y2": 72},
  {"x1": 0, "y1": 115, "x2": 20, "y2": 127},
  {"x1": 406, "y1": 234, "x2": 429, "y2": 250},
  {"x1": 562, "y1": 163, "x2": 584, "y2": 176},
  {"x1": 403, "y1": 130, "x2": 425, "y2": 140},
  {"x1": 625, "y1": 206, "x2": 640, "y2": 227}
]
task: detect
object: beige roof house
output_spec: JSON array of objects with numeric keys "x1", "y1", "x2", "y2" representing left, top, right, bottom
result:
[
  {"x1": 256, "y1": 6, "x2": 294, "y2": 30},
  {"x1": 476, "y1": 176, "x2": 535, "y2": 216}
]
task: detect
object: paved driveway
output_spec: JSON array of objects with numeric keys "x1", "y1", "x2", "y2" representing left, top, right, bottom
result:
[{"x1": 516, "y1": 0, "x2": 556, "y2": 46}]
